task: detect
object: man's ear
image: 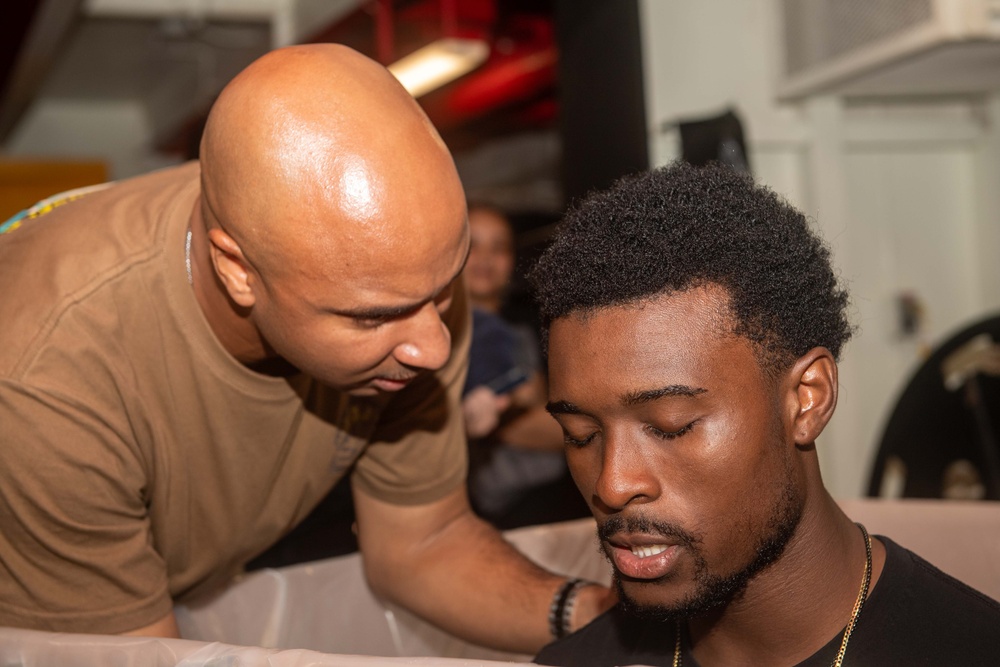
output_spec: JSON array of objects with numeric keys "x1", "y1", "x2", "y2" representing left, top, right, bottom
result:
[
  {"x1": 207, "y1": 227, "x2": 256, "y2": 309},
  {"x1": 784, "y1": 347, "x2": 838, "y2": 445}
]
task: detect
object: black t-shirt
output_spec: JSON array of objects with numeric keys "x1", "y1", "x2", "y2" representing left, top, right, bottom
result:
[{"x1": 535, "y1": 537, "x2": 1000, "y2": 666}]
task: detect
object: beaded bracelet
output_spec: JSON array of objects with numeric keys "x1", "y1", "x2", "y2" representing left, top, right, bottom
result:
[{"x1": 548, "y1": 578, "x2": 592, "y2": 640}]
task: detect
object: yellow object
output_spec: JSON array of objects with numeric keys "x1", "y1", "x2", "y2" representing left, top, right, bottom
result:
[{"x1": 0, "y1": 160, "x2": 107, "y2": 223}]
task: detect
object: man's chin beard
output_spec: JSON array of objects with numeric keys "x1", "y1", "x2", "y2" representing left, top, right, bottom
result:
[
  {"x1": 615, "y1": 479, "x2": 804, "y2": 624},
  {"x1": 614, "y1": 566, "x2": 764, "y2": 624}
]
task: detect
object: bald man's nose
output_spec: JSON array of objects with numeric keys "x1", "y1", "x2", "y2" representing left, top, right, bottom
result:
[{"x1": 393, "y1": 302, "x2": 452, "y2": 371}]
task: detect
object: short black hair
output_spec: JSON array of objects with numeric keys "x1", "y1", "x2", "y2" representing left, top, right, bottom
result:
[{"x1": 528, "y1": 161, "x2": 852, "y2": 373}]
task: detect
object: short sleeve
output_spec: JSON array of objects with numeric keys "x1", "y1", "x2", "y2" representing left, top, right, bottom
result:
[
  {"x1": 351, "y1": 281, "x2": 471, "y2": 506},
  {"x1": 0, "y1": 380, "x2": 172, "y2": 633}
]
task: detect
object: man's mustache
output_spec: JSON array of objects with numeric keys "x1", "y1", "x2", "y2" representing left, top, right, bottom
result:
[{"x1": 598, "y1": 513, "x2": 700, "y2": 548}]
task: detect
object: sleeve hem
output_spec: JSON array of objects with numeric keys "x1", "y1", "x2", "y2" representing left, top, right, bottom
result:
[
  {"x1": 0, "y1": 591, "x2": 174, "y2": 635},
  {"x1": 351, "y1": 465, "x2": 466, "y2": 507}
]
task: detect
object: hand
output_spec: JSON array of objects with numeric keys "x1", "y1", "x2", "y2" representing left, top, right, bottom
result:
[{"x1": 462, "y1": 385, "x2": 511, "y2": 438}]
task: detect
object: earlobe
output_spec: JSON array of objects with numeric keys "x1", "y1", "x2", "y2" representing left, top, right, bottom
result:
[
  {"x1": 787, "y1": 347, "x2": 838, "y2": 445},
  {"x1": 207, "y1": 228, "x2": 256, "y2": 308}
]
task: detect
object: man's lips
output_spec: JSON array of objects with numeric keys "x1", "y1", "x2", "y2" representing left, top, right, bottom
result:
[
  {"x1": 370, "y1": 375, "x2": 417, "y2": 392},
  {"x1": 606, "y1": 535, "x2": 682, "y2": 580}
]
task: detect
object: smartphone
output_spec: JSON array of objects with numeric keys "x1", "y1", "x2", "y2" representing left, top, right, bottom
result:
[{"x1": 485, "y1": 367, "x2": 530, "y2": 395}]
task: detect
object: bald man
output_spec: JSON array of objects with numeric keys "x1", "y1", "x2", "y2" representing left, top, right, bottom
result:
[{"x1": 0, "y1": 45, "x2": 609, "y2": 651}]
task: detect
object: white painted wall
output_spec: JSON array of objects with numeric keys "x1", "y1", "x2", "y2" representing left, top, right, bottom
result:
[
  {"x1": 639, "y1": 0, "x2": 1000, "y2": 498},
  {"x1": 3, "y1": 98, "x2": 181, "y2": 179},
  {"x1": 2, "y1": 0, "x2": 355, "y2": 172}
]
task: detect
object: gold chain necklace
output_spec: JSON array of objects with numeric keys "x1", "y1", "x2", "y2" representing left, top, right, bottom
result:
[
  {"x1": 185, "y1": 227, "x2": 193, "y2": 285},
  {"x1": 672, "y1": 523, "x2": 872, "y2": 667}
]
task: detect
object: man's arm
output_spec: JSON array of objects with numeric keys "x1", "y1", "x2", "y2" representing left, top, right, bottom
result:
[
  {"x1": 0, "y1": 383, "x2": 177, "y2": 635},
  {"x1": 352, "y1": 482, "x2": 613, "y2": 654}
]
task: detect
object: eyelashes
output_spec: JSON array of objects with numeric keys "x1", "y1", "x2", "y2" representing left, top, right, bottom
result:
[
  {"x1": 646, "y1": 421, "x2": 697, "y2": 441},
  {"x1": 562, "y1": 420, "x2": 699, "y2": 448},
  {"x1": 563, "y1": 433, "x2": 596, "y2": 448}
]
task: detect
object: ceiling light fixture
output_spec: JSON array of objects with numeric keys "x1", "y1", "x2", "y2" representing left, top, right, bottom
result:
[
  {"x1": 376, "y1": 0, "x2": 493, "y2": 98},
  {"x1": 388, "y1": 37, "x2": 489, "y2": 98}
]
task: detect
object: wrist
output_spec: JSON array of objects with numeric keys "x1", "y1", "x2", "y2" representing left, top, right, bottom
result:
[{"x1": 548, "y1": 578, "x2": 610, "y2": 640}]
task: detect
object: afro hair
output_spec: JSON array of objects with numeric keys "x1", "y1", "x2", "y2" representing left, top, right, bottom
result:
[{"x1": 528, "y1": 161, "x2": 852, "y2": 372}]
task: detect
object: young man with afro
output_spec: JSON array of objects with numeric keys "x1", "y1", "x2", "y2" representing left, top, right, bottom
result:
[{"x1": 530, "y1": 162, "x2": 1000, "y2": 666}]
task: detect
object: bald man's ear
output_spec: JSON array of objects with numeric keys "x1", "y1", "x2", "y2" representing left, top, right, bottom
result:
[
  {"x1": 783, "y1": 347, "x2": 838, "y2": 446},
  {"x1": 207, "y1": 228, "x2": 256, "y2": 309}
]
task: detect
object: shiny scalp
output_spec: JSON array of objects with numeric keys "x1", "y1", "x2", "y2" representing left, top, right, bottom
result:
[{"x1": 198, "y1": 44, "x2": 458, "y2": 278}]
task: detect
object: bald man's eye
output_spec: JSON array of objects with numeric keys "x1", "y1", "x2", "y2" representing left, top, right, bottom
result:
[{"x1": 563, "y1": 431, "x2": 596, "y2": 448}]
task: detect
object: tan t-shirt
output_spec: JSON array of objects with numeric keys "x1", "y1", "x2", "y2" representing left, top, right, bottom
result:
[{"x1": 0, "y1": 162, "x2": 469, "y2": 633}]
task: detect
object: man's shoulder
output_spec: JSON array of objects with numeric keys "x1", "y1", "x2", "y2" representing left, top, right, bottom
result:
[
  {"x1": 0, "y1": 161, "x2": 199, "y2": 379},
  {"x1": 534, "y1": 607, "x2": 675, "y2": 667},
  {"x1": 849, "y1": 536, "x2": 1000, "y2": 665},
  {"x1": 881, "y1": 536, "x2": 1000, "y2": 615}
]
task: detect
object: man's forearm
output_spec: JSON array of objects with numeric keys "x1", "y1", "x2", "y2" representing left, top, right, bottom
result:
[{"x1": 354, "y1": 485, "x2": 611, "y2": 654}]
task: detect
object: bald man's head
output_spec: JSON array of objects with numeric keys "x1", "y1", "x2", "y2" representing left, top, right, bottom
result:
[
  {"x1": 200, "y1": 44, "x2": 460, "y2": 273},
  {"x1": 194, "y1": 45, "x2": 470, "y2": 392}
]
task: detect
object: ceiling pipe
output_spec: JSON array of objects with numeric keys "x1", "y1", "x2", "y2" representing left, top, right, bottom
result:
[
  {"x1": 375, "y1": 0, "x2": 393, "y2": 65},
  {"x1": 446, "y1": 44, "x2": 556, "y2": 117},
  {"x1": 441, "y1": 0, "x2": 457, "y2": 37}
]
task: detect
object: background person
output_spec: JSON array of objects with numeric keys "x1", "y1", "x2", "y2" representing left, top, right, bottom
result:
[
  {"x1": 461, "y1": 204, "x2": 586, "y2": 527},
  {"x1": 529, "y1": 162, "x2": 1000, "y2": 666},
  {"x1": 0, "y1": 44, "x2": 610, "y2": 651}
]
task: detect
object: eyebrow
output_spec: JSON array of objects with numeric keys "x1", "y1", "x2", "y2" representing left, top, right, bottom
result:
[
  {"x1": 622, "y1": 384, "x2": 707, "y2": 406},
  {"x1": 546, "y1": 400, "x2": 582, "y2": 416},
  {"x1": 547, "y1": 384, "x2": 707, "y2": 416},
  {"x1": 330, "y1": 239, "x2": 472, "y2": 321}
]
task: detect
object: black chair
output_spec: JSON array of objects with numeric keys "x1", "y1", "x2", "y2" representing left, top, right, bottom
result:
[{"x1": 867, "y1": 314, "x2": 1000, "y2": 500}]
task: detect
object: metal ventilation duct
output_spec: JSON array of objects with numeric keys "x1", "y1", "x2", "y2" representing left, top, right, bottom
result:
[{"x1": 779, "y1": 0, "x2": 1000, "y2": 99}]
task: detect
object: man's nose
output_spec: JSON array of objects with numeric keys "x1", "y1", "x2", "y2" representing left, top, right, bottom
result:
[
  {"x1": 592, "y1": 432, "x2": 661, "y2": 513},
  {"x1": 393, "y1": 301, "x2": 452, "y2": 371}
]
